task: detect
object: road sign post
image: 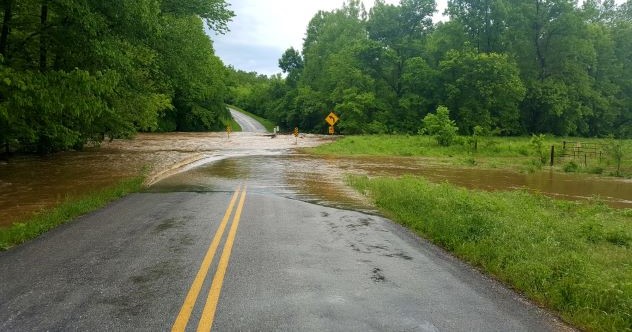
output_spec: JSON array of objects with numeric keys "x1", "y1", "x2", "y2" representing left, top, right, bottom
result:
[
  {"x1": 325, "y1": 112, "x2": 339, "y2": 135},
  {"x1": 293, "y1": 127, "x2": 299, "y2": 144},
  {"x1": 226, "y1": 124, "x2": 232, "y2": 139}
]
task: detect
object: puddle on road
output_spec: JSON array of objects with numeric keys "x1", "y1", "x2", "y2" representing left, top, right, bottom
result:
[
  {"x1": 149, "y1": 154, "x2": 632, "y2": 211},
  {"x1": 147, "y1": 154, "x2": 373, "y2": 211}
]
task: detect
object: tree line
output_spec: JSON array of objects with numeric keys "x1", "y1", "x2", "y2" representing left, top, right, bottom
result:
[
  {"x1": 227, "y1": 0, "x2": 632, "y2": 138},
  {"x1": 0, "y1": 0, "x2": 233, "y2": 154}
]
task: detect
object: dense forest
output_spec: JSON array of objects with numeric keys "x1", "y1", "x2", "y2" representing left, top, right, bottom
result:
[
  {"x1": 227, "y1": 0, "x2": 632, "y2": 138},
  {"x1": 0, "y1": 0, "x2": 233, "y2": 154},
  {"x1": 1, "y1": 0, "x2": 631, "y2": 155}
]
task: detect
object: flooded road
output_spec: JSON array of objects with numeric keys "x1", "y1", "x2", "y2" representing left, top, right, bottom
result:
[
  {"x1": 149, "y1": 153, "x2": 632, "y2": 211},
  {"x1": 1, "y1": 132, "x2": 631, "y2": 228}
]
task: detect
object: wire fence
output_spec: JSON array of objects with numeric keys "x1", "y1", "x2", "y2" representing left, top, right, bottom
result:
[
  {"x1": 556, "y1": 141, "x2": 605, "y2": 166},
  {"x1": 548, "y1": 141, "x2": 631, "y2": 178}
]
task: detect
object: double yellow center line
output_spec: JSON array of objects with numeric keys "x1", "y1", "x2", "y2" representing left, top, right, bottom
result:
[{"x1": 172, "y1": 185, "x2": 247, "y2": 332}]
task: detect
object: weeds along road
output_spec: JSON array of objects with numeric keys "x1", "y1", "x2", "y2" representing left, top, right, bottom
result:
[{"x1": 0, "y1": 111, "x2": 569, "y2": 331}]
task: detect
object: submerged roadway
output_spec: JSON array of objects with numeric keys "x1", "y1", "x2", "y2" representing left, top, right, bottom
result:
[{"x1": 0, "y1": 110, "x2": 570, "y2": 331}]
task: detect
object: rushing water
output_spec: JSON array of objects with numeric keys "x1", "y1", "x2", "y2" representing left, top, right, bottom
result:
[
  {"x1": 0, "y1": 147, "x2": 166, "y2": 227},
  {"x1": 1, "y1": 134, "x2": 631, "y2": 228},
  {"x1": 0, "y1": 132, "x2": 326, "y2": 227}
]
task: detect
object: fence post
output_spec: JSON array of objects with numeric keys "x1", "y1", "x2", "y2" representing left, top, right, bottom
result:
[{"x1": 550, "y1": 145, "x2": 555, "y2": 166}]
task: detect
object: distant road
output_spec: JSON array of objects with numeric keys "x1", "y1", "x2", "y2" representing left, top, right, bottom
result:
[{"x1": 229, "y1": 107, "x2": 267, "y2": 133}]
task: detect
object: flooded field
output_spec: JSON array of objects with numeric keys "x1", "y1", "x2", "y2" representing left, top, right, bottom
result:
[{"x1": 1, "y1": 132, "x2": 631, "y2": 228}]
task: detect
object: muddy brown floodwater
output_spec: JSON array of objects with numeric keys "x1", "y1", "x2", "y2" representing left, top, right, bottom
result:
[
  {"x1": 1, "y1": 132, "x2": 631, "y2": 228},
  {"x1": 0, "y1": 132, "x2": 331, "y2": 227}
]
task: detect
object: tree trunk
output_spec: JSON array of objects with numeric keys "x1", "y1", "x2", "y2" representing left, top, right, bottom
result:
[
  {"x1": 0, "y1": 0, "x2": 13, "y2": 57},
  {"x1": 534, "y1": 0, "x2": 546, "y2": 81},
  {"x1": 39, "y1": 2, "x2": 48, "y2": 72}
]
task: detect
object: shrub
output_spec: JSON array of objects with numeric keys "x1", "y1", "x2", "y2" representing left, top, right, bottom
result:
[
  {"x1": 529, "y1": 134, "x2": 547, "y2": 165},
  {"x1": 606, "y1": 137, "x2": 624, "y2": 177},
  {"x1": 422, "y1": 106, "x2": 459, "y2": 146},
  {"x1": 564, "y1": 161, "x2": 580, "y2": 173}
]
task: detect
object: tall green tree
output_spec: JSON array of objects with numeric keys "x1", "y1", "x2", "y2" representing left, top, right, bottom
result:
[
  {"x1": 505, "y1": 0, "x2": 597, "y2": 135},
  {"x1": 229, "y1": 0, "x2": 631, "y2": 138},
  {"x1": 439, "y1": 50, "x2": 525, "y2": 134},
  {"x1": 278, "y1": 47, "x2": 303, "y2": 87},
  {"x1": 447, "y1": 0, "x2": 509, "y2": 53},
  {"x1": 0, "y1": 0, "x2": 233, "y2": 154}
]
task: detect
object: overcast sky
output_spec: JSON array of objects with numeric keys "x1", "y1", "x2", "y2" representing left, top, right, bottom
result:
[
  {"x1": 210, "y1": 0, "x2": 448, "y2": 76},
  {"x1": 209, "y1": 0, "x2": 624, "y2": 76}
]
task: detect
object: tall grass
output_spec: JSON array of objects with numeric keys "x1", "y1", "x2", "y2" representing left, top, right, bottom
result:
[
  {"x1": 0, "y1": 176, "x2": 145, "y2": 250},
  {"x1": 349, "y1": 175, "x2": 632, "y2": 331}
]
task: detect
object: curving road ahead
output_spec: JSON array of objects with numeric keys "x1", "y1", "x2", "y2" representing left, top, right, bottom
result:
[{"x1": 229, "y1": 108, "x2": 267, "y2": 133}]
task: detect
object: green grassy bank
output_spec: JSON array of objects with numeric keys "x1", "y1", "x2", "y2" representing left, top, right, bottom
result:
[
  {"x1": 227, "y1": 105, "x2": 276, "y2": 132},
  {"x1": 0, "y1": 176, "x2": 145, "y2": 251},
  {"x1": 311, "y1": 135, "x2": 632, "y2": 177},
  {"x1": 349, "y1": 175, "x2": 632, "y2": 331},
  {"x1": 227, "y1": 118, "x2": 242, "y2": 132}
]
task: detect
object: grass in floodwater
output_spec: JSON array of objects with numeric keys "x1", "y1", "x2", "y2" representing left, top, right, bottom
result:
[
  {"x1": 348, "y1": 175, "x2": 632, "y2": 332},
  {"x1": 0, "y1": 176, "x2": 145, "y2": 251},
  {"x1": 311, "y1": 135, "x2": 632, "y2": 177}
]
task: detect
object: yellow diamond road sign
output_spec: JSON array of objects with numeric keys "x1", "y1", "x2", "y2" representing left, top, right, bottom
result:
[{"x1": 326, "y1": 112, "x2": 339, "y2": 126}]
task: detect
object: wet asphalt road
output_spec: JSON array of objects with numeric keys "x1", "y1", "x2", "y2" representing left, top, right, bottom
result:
[
  {"x1": 0, "y1": 111, "x2": 569, "y2": 331},
  {"x1": 0, "y1": 185, "x2": 568, "y2": 331},
  {"x1": 229, "y1": 108, "x2": 267, "y2": 133}
]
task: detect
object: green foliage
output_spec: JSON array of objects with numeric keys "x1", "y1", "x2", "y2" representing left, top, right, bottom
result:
[
  {"x1": 226, "y1": 0, "x2": 632, "y2": 139},
  {"x1": 0, "y1": 0, "x2": 233, "y2": 154},
  {"x1": 466, "y1": 125, "x2": 486, "y2": 151},
  {"x1": 564, "y1": 161, "x2": 580, "y2": 173},
  {"x1": 606, "y1": 137, "x2": 625, "y2": 177},
  {"x1": 422, "y1": 106, "x2": 459, "y2": 146},
  {"x1": 155, "y1": 14, "x2": 230, "y2": 132},
  {"x1": 161, "y1": 0, "x2": 234, "y2": 33},
  {"x1": 439, "y1": 50, "x2": 526, "y2": 135},
  {"x1": 348, "y1": 175, "x2": 632, "y2": 331},
  {"x1": 529, "y1": 134, "x2": 548, "y2": 166},
  {"x1": 279, "y1": 47, "x2": 303, "y2": 87}
]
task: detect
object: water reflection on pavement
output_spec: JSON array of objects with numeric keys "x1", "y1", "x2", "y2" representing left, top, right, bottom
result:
[{"x1": 149, "y1": 153, "x2": 632, "y2": 213}]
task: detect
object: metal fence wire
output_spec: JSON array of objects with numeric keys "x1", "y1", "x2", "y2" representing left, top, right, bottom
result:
[
  {"x1": 559, "y1": 141, "x2": 604, "y2": 164},
  {"x1": 549, "y1": 141, "x2": 630, "y2": 171}
]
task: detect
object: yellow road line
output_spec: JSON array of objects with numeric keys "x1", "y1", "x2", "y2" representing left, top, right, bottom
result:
[
  {"x1": 171, "y1": 185, "x2": 242, "y2": 332},
  {"x1": 197, "y1": 187, "x2": 248, "y2": 332}
]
